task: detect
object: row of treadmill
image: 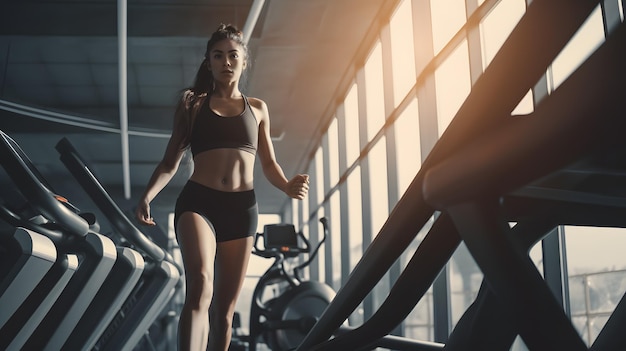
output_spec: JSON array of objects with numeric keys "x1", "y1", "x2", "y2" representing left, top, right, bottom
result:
[{"x1": 0, "y1": 130, "x2": 183, "y2": 351}]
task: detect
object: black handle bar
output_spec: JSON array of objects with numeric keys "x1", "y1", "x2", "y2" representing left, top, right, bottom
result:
[
  {"x1": 252, "y1": 217, "x2": 329, "y2": 273},
  {"x1": 293, "y1": 217, "x2": 329, "y2": 280},
  {"x1": 0, "y1": 130, "x2": 90, "y2": 238},
  {"x1": 55, "y1": 137, "x2": 170, "y2": 264}
]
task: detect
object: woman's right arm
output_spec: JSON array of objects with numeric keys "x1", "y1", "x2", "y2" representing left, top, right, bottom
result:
[{"x1": 136, "y1": 94, "x2": 190, "y2": 225}]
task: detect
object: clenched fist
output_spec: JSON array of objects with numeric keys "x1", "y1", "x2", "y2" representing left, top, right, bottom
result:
[{"x1": 285, "y1": 174, "x2": 310, "y2": 200}]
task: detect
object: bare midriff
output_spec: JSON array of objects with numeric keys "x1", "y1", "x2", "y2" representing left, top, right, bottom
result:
[{"x1": 189, "y1": 148, "x2": 256, "y2": 192}]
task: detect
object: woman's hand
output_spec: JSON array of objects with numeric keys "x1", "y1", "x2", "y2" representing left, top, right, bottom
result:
[
  {"x1": 285, "y1": 174, "x2": 310, "y2": 200},
  {"x1": 135, "y1": 198, "x2": 156, "y2": 226}
]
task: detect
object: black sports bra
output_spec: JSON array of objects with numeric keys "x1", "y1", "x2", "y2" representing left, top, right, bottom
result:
[{"x1": 190, "y1": 95, "x2": 259, "y2": 157}]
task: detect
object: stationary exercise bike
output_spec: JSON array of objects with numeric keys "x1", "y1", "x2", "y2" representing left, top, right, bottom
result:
[{"x1": 239, "y1": 217, "x2": 335, "y2": 351}]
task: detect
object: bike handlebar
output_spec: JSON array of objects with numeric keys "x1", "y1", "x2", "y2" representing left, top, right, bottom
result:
[{"x1": 252, "y1": 217, "x2": 329, "y2": 262}]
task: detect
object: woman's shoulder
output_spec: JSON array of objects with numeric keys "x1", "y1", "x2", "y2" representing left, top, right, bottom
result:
[
  {"x1": 245, "y1": 96, "x2": 268, "y2": 111},
  {"x1": 246, "y1": 95, "x2": 265, "y2": 105}
]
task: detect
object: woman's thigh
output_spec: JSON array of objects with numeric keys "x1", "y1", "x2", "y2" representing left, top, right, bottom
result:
[
  {"x1": 176, "y1": 212, "x2": 218, "y2": 298},
  {"x1": 212, "y1": 236, "x2": 254, "y2": 314}
]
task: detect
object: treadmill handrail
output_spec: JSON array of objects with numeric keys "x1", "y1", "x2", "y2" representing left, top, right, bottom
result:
[
  {"x1": 56, "y1": 137, "x2": 166, "y2": 262},
  {"x1": 0, "y1": 203, "x2": 66, "y2": 243},
  {"x1": 0, "y1": 130, "x2": 89, "y2": 237}
]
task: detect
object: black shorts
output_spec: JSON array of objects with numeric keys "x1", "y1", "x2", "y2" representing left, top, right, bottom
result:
[{"x1": 174, "y1": 180, "x2": 258, "y2": 242}]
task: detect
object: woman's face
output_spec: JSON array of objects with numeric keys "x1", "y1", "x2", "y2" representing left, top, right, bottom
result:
[{"x1": 207, "y1": 39, "x2": 246, "y2": 83}]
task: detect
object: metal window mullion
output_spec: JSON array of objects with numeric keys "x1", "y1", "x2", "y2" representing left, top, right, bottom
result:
[
  {"x1": 412, "y1": 0, "x2": 446, "y2": 342},
  {"x1": 356, "y1": 68, "x2": 376, "y2": 322},
  {"x1": 321, "y1": 133, "x2": 335, "y2": 289},
  {"x1": 308, "y1": 157, "x2": 321, "y2": 282},
  {"x1": 335, "y1": 103, "x2": 352, "y2": 291},
  {"x1": 601, "y1": 0, "x2": 622, "y2": 35},
  {"x1": 541, "y1": 226, "x2": 571, "y2": 316},
  {"x1": 379, "y1": 19, "x2": 404, "y2": 337}
]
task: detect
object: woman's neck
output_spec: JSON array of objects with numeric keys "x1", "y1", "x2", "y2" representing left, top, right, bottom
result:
[{"x1": 212, "y1": 83, "x2": 241, "y2": 99}]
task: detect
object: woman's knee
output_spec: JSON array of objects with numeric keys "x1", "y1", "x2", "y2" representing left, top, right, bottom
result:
[
  {"x1": 209, "y1": 307, "x2": 234, "y2": 331},
  {"x1": 185, "y1": 269, "x2": 214, "y2": 309}
]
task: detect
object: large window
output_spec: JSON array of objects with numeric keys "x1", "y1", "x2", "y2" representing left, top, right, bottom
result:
[
  {"x1": 367, "y1": 138, "x2": 389, "y2": 236},
  {"x1": 479, "y1": 0, "x2": 526, "y2": 69},
  {"x1": 343, "y1": 83, "x2": 360, "y2": 166},
  {"x1": 389, "y1": 0, "x2": 416, "y2": 105},
  {"x1": 480, "y1": 0, "x2": 534, "y2": 116},
  {"x1": 290, "y1": 0, "x2": 624, "y2": 348},
  {"x1": 430, "y1": 0, "x2": 466, "y2": 54},
  {"x1": 327, "y1": 118, "x2": 340, "y2": 186},
  {"x1": 434, "y1": 41, "x2": 471, "y2": 135},
  {"x1": 394, "y1": 96, "x2": 421, "y2": 197},
  {"x1": 565, "y1": 226, "x2": 626, "y2": 346},
  {"x1": 346, "y1": 166, "x2": 363, "y2": 271},
  {"x1": 549, "y1": 5, "x2": 605, "y2": 91},
  {"x1": 364, "y1": 41, "x2": 386, "y2": 140},
  {"x1": 324, "y1": 117, "x2": 343, "y2": 291},
  {"x1": 328, "y1": 190, "x2": 342, "y2": 290}
]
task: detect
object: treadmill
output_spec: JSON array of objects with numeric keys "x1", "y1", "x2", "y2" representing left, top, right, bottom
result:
[
  {"x1": 62, "y1": 241, "x2": 145, "y2": 350},
  {"x1": 0, "y1": 133, "x2": 82, "y2": 345},
  {"x1": 0, "y1": 130, "x2": 139, "y2": 351},
  {"x1": 0, "y1": 226, "x2": 57, "y2": 330},
  {"x1": 56, "y1": 137, "x2": 182, "y2": 351},
  {"x1": 0, "y1": 204, "x2": 79, "y2": 350}
]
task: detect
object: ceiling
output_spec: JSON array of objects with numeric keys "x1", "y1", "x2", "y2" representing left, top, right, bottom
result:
[{"x1": 0, "y1": 0, "x2": 398, "y2": 221}]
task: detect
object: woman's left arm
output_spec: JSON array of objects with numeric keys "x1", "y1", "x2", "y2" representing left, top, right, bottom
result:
[{"x1": 253, "y1": 98, "x2": 309, "y2": 200}]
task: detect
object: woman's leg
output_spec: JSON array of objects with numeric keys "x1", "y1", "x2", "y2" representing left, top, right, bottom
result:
[
  {"x1": 176, "y1": 212, "x2": 218, "y2": 351},
  {"x1": 207, "y1": 236, "x2": 254, "y2": 351}
]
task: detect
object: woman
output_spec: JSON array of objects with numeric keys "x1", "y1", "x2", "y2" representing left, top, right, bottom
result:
[{"x1": 135, "y1": 24, "x2": 309, "y2": 351}]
